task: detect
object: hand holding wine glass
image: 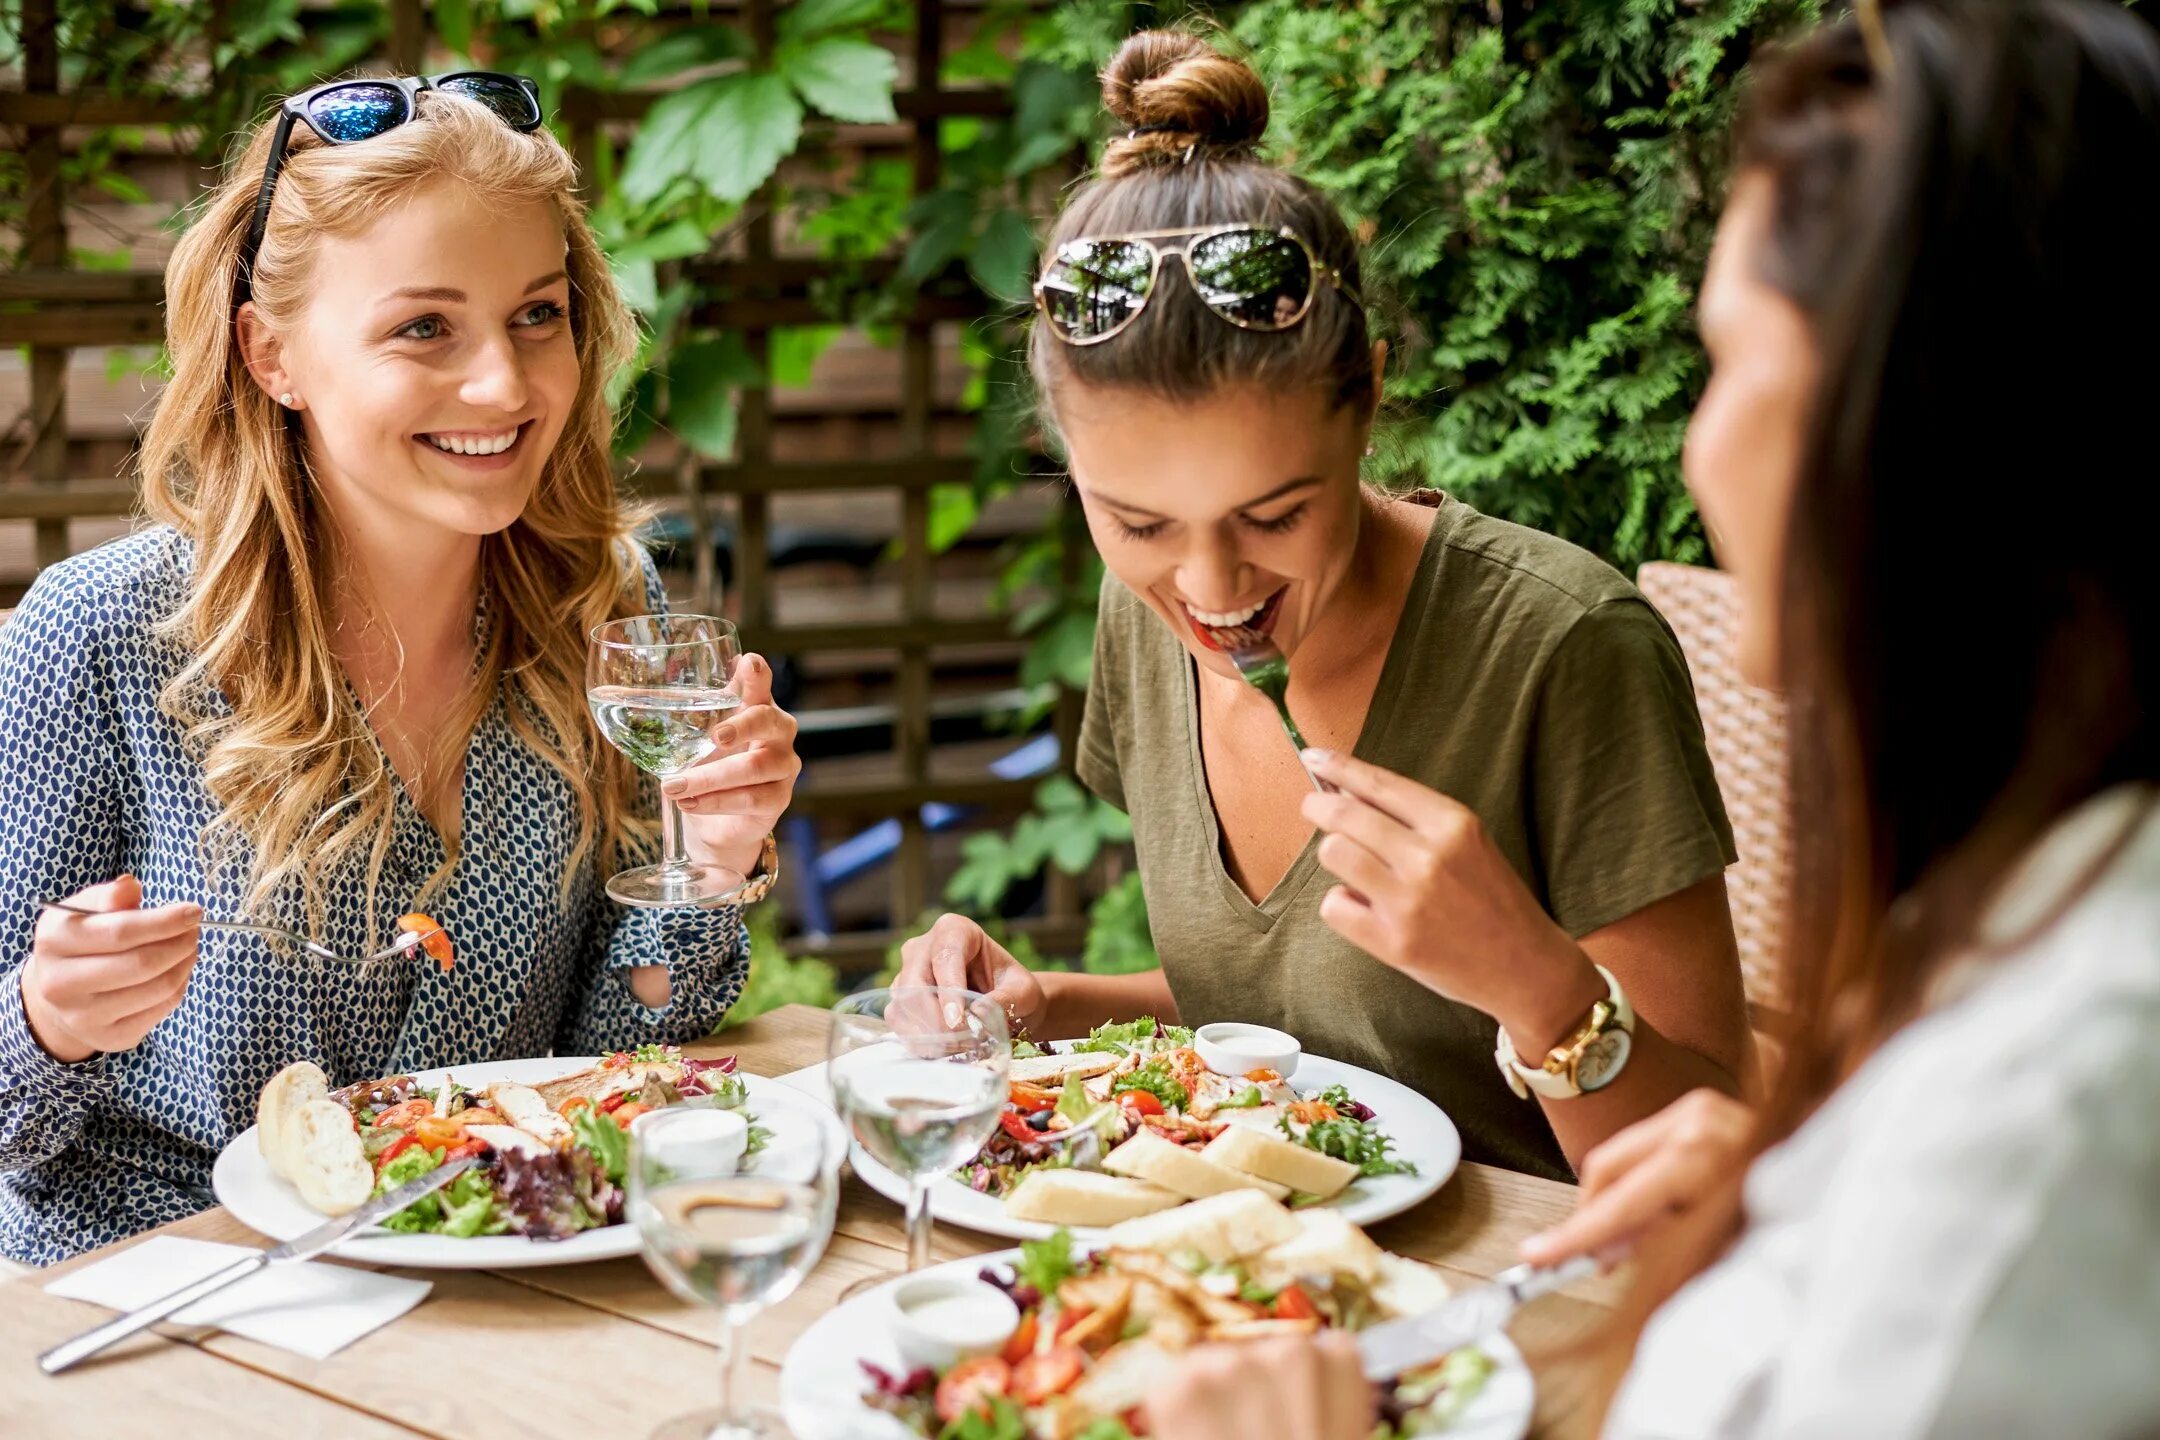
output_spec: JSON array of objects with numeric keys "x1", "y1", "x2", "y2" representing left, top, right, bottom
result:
[{"x1": 829, "y1": 987, "x2": 1010, "y2": 1273}]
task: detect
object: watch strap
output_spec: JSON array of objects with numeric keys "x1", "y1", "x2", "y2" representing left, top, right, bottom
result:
[
  {"x1": 731, "y1": 833, "x2": 781, "y2": 906},
  {"x1": 1495, "y1": 964, "x2": 1634, "y2": 1100}
]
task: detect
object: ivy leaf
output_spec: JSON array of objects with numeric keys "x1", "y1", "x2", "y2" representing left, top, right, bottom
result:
[
  {"x1": 620, "y1": 72, "x2": 803, "y2": 205},
  {"x1": 617, "y1": 27, "x2": 752, "y2": 90},
  {"x1": 433, "y1": 0, "x2": 474, "y2": 55},
  {"x1": 927, "y1": 483, "x2": 980, "y2": 552},
  {"x1": 610, "y1": 216, "x2": 714, "y2": 265},
  {"x1": 968, "y1": 208, "x2": 1037, "y2": 305},
  {"x1": 1004, "y1": 60, "x2": 1096, "y2": 175},
  {"x1": 611, "y1": 256, "x2": 660, "y2": 314},
  {"x1": 779, "y1": 37, "x2": 899, "y2": 124},
  {"x1": 1020, "y1": 610, "x2": 1096, "y2": 692},
  {"x1": 900, "y1": 189, "x2": 976, "y2": 285},
  {"x1": 668, "y1": 335, "x2": 761, "y2": 459},
  {"x1": 776, "y1": 0, "x2": 886, "y2": 43}
]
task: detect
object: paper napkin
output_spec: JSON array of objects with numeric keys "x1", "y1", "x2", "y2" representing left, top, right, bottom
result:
[
  {"x1": 45, "y1": 1235, "x2": 431, "y2": 1361},
  {"x1": 774, "y1": 1058, "x2": 833, "y2": 1107}
]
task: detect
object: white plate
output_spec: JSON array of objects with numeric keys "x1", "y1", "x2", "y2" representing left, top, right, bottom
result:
[
  {"x1": 213, "y1": 1056, "x2": 848, "y2": 1269},
  {"x1": 849, "y1": 1051, "x2": 1460, "y2": 1242},
  {"x1": 779, "y1": 1248, "x2": 1533, "y2": 1440}
]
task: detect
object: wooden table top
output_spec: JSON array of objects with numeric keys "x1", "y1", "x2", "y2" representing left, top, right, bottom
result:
[{"x1": 1, "y1": 1004, "x2": 1618, "y2": 1439}]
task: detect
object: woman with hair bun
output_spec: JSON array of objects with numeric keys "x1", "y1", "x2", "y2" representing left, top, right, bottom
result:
[{"x1": 902, "y1": 31, "x2": 1752, "y2": 1179}]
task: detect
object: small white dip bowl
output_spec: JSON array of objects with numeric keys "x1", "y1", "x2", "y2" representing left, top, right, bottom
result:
[
  {"x1": 1194, "y1": 1021, "x2": 1302, "y2": 1080},
  {"x1": 887, "y1": 1274, "x2": 1021, "y2": 1372}
]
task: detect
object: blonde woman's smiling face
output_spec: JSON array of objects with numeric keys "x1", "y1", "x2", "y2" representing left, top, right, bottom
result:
[
  {"x1": 1057, "y1": 383, "x2": 1369, "y2": 678},
  {"x1": 262, "y1": 178, "x2": 580, "y2": 541}
]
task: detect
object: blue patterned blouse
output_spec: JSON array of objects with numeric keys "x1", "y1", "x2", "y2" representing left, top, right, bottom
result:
[{"x1": 0, "y1": 527, "x2": 751, "y2": 1265}]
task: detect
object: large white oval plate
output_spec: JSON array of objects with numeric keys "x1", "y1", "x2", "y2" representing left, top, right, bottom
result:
[
  {"x1": 850, "y1": 1051, "x2": 1460, "y2": 1242},
  {"x1": 780, "y1": 1248, "x2": 1532, "y2": 1440},
  {"x1": 213, "y1": 1056, "x2": 847, "y2": 1269}
]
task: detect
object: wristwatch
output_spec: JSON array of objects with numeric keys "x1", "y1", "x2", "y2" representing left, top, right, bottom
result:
[
  {"x1": 730, "y1": 834, "x2": 782, "y2": 907},
  {"x1": 1494, "y1": 964, "x2": 1635, "y2": 1100}
]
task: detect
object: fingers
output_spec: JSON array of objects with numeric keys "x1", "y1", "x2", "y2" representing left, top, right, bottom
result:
[
  {"x1": 39, "y1": 896, "x2": 202, "y2": 958},
  {"x1": 1315, "y1": 1331, "x2": 1380, "y2": 1440},
  {"x1": 83, "y1": 949, "x2": 198, "y2": 1030},
  {"x1": 732, "y1": 653, "x2": 776, "y2": 709},
  {"x1": 1299, "y1": 748, "x2": 1451, "y2": 830},
  {"x1": 675, "y1": 779, "x2": 793, "y2": 818},
  {"x1": 1314, "y1": 831, "x2": 1400, "y2": 904},
  {"x1": 1574, "y1": 1106, "x2": 1683, "y2": 1199},
  {"x1": 924, "y1": 914, "x2": 987, "y2": 991},
  {"x1": 1521, "y1": 1091, "x2": 1751, "y2": 1266},
  {"x1": 1301, "y1": 787, "x2": 1419, "y2": 870},
  {"x1": 1316, "y1": 884, "x2": 1399, "y2": 967},
  {"x1": 1519, "y1": 1148, "x2": 1687, "y2": 1265}
]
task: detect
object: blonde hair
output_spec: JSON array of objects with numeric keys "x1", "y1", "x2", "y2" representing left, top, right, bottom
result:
[{"x1": 142, "y1": 85, "x2": 653, "y2": 941}]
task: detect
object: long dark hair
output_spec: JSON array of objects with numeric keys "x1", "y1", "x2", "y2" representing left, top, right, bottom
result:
[
  {"x1": 1600, "y1": 0, "x2": 2160, "y2": 1400},
  {"x1": 1026, "y1": 31, "x2": 1375, "y2": 417}
]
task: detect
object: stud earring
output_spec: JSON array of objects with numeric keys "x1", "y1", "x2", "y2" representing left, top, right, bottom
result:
[{"x1": 278, "y1": 392, "x2": 296, "y2": 409}]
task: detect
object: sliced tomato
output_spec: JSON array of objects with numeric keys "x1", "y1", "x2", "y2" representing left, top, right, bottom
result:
[
  {"x1": 373, "y1": 1099, "x2": 432, "y2": 1131},
  {"x1": 1117, "y1": 1089, "x2": 1165, "y2": 1118},
  {"x1": 558, "y1": 1095, "x2": 595, "y2": 1118},
  {"x1": 1271, "y1": 1283, "x2": 1319, "y2": 1322},
  {"x1": 444, "y1": 1139, "x2": 488, "y2": 1162},
  {"x1": 611, "y1": 1102, "x2": 650, "y2": 1128},
  {"x1": 1011, "y1": 1346, "x2": 1084, "y2": 1404},
  {"x1": 932, "y1": 1356, "x2": 1010, "y2": 1425},
  {"x1": 600, "y1": 1092, "x2": 630, "y2": 1114},
  {"x1": 600, "y1": 1052, "x2": 631, "y2": 1070},
  {"x1": 998, "y1": 1312, "x2": 1039, "y2": 1366},
  {"x1": 1008, "y1": 1082, "x2": 1062, "y2": 1111},
  {"x1": 375, "y1": 1134, "x2": 420, "y2": 1169},
  {"x1": 413, "y1": 1115, "x2": 464, "y2": 1151},
  {"x1": 395, "y1": 912, "x2": 455, "y2": 972},
  {"x1": 1053, "y1": 1304, "x2": 1093, "y2": 1340},
  {"x1": 1121, "y1": 1408, "x2": 1152, "y2": 1437},
  {"x1": 998, "y1": 1111, "x2": 1041, "y2": 1146}
]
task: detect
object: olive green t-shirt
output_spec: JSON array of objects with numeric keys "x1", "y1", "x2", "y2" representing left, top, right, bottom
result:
[{"x1": 1076, "y1": 494, "x2": 1737, "y2": 1181}]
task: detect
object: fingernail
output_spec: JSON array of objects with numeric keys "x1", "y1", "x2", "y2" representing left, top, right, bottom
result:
[
  {"x1": 1301, "y1": 747, "x2": 1332, "y2": 766},
  {"x1": 942, "y1": 1001, "x2": 962, "y2": 1028},
  {"x1": 663, "y1": 778, "x2": 687, "y2": 797},
  {"x1": 715, "y1": 726, "x2": 737, "y2": 747}
]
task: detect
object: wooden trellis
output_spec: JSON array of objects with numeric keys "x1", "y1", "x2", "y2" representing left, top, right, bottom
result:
[{"x1": 0, "y1": 0, "x2": 1090, "y2": 971}]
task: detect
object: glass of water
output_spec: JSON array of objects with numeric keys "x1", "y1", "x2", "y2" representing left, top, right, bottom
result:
[
  {"x1": 630, "y1": 1106, "x2": 837, "y2": 1440},
  {"x1": 586, "y1": 613, "x2": 744, "y2": 908},
  {"x1": 829, "y1": 987, "x2": 1009, "y2": 1273}
]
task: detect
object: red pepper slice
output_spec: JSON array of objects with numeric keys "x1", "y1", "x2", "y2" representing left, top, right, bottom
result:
[
  {"x1": 600, "y1": 1091, "x2": 629, "y2": 1113},
  {"x1": 376, "y1": 1134, "x2": 420, "y2": 1169},
  {"x1": 998, "y1": 1111, "x2": 1041, "y2": 1147}
]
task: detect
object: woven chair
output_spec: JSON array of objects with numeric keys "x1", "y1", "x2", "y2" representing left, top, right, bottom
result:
[{"x1": 1637, "y1": 562, "x2": 1792, "y2": 1022}]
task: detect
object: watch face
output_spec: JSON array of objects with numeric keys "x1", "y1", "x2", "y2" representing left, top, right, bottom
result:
[{"x1": 1577, "y1": 1029, "x2": 1633, "y2": 1093}]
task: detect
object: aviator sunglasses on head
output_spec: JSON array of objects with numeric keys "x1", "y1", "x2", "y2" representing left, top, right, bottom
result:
[
  {"x1": 1032, "y1": 223, "x2": 1362, "y2": 346},
  {"x1": 234, "y1": 72, "x2": 544, "y2": 307}
]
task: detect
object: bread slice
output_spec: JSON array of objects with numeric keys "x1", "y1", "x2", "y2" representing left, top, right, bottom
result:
[
  {"x1": 1371, "y1": 1251, "x2": 1454, "y2": 1320},
  {"x1": 1247, "y1": 1207, "x2": 1386, "y2": 1291},
  {"x1": 1098, "y1": 1188, "x2": 1300, "y2": 1265},
  {"x1": 1008, "y1": 1051, "x2": 1123, "y2": 1086},
  {"x1": 287, "y1": 1099, "x2": 374, "y2": 1215},
  {"x1": 256, "y1": 1061, "x2": 329, "y2": 1180},
  {"x1": 1003, "y1": 1168, "x2": 1183, "y2": 1226},
  {"x1": 1063, "y1": 1340, "x2": 1181, "y2": 1417},
  {"x1": 1202, "y1": 1125, "x2": 1360, "y2": 1200},
  {"x1": 1102, "y1": 1129, "x2": 1291, "y2": 1203},
  {"x1": 485, "y1": 1081, "x2": 573, "y2": 1146},
  {"x1": 463, "y1": 1123, "x2": 551, "y2": 1160}
]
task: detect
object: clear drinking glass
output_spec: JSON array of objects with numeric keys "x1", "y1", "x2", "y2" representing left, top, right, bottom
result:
[
  {"x1": 586, "y1": 613, "x2": 745, "y2": 907},
  {"x1": 829, "y1": 986, "x2": 1009, "y2": 1273},
  {"x1": 630, "y1": 1106, "x2": 837, "y2": 1440}
]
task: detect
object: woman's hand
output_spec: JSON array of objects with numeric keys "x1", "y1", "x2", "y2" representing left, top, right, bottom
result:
[
  {"x1": 1299, "y1": 748, "x2": 1605, "y2": 1053},
  {"x1": 1141, "y1": 1333, "x2": 1376, "y2": 1440},
  {"x1": 666, "y1": 653, "x2": 802, "y2": 881},
  {"x1": 18, "y1": 875, "x2": 202, "y2": 1064},
  {"x1": 1520, "y1": 1088, "x2": 1754, "y2": 1266},
  {"x1": 894, "y1": 914, "x2": 1051, "y2": 1039}
]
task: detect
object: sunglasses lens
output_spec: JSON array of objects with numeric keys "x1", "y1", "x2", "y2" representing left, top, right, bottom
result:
[
  {"x1": 438, "y1": 73, "x2": 542, "y2": 129},
  {"x1": 1187, "y1": 230, "x2": 1314, "y2": 330},
  {"x1": 1038, "y1": 239, "x2": 1156, "y2": 342},
  {"x1": 305, "y1": 83, "x2": 407, "y2": 142}
]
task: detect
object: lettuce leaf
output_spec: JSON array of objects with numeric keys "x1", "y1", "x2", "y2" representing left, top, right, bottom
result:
[
  {"x1": 570, "y1": 1104, "x2": 630, "y2": 1185},
  {"x1": 1109, "y1": 1060, "x2": 1189, "y2": 1111},
  {"x1": 1014, "y1": 1227, "x2": 1077, "y2": 1296}
]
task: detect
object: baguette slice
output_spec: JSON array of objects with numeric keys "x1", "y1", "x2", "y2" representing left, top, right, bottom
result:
[
  {"x1": 1102, "y1": 1128, "x2": 1290, "y2": 1203},
  {"x1": 287, "y1": 1099, "x2": 374, "y2": 1215},
  {"x1": 256, "y1": 1061, "x2": 330, "y2": 1180},
  {"x1": 485, "y1": 1081, "x2": 573, "y2": 1146},
  {"x1": 1004, "y1": 1168, "x2": 1182, "y2": 1226},
  {"x1": 1371, "y1": 1251, "x2": 1454, "y2": 1320},
  {"x1": 1008, "y1": 1051, "x2": 1123, "y2": 1086},
  {"x1": 1064, "y1": 1340, "x2": 1180, "y2": 1418},
  {"x1": 1098, "y1": 1188, "x2": 1300, "y2": 1265},
  {"x1": 1247, "y1": 1207, "x2": 1386, "y2": 1291},
  {"x1": 463, "y1": 1123, "x2": 551, "y2": 1159},
  {"x1": 1202, "y1": 1125, "x2": 1360, "y2": 1200}
]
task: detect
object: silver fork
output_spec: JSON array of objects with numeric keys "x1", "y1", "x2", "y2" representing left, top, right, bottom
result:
[
  {"x1": 35, "y1": 899, "x2": 441, "y2": 968},
  {"x1": 1211, "y1": 623, "x2": 1334, "y2": 794}
]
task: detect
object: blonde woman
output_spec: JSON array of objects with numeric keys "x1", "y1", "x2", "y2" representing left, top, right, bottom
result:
[{"x1": 0, "y1": 75, "x2": 799, "y2": 1265}]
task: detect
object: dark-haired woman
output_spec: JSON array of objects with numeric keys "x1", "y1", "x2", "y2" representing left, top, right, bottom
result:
[
  {"x1": 899, "y1": 32, "x2": 1752, "y2": 1178},
  {"x1": 1145, "y1": 2, "x2": 2160, "y2": 1435}
]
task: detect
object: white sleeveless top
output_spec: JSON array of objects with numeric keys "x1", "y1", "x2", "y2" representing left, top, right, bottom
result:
[{"x1": 1609, "y1": 785, "x2": 2160, "y2": 1439}]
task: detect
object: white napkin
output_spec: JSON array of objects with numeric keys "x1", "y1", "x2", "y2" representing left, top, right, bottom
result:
[
  {"x1": 773, "y1": 1058, "x2": 833, "y2": 1107},
  {"x1": 45, "y1": 1236, "x2": 431, "y2": 1360}
]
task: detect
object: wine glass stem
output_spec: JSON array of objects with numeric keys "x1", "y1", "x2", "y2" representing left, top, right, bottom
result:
[
  {"x1": 659, "y1": 785, "x2": 691, "y2": 876},
  {"x1": 905, "y1": 1178, "x2": 934, "y2": 1271},
  {"x1": 717, "y1": 1311, "x2": 746, "y2": 1428}
]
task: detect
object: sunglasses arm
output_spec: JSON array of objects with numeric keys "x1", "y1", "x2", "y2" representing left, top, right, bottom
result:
[{"x1": 236, "y1": 108, "x2": 300, "y2": 306}]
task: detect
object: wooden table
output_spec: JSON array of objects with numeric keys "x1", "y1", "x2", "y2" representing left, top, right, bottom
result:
[{"x1": 1, "y1": 1005, "x2": 1618, "y2": 1438}]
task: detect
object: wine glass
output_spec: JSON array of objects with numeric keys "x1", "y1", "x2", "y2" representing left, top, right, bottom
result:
[
  {"x1": 587, "y1": 613, "x2": 745, "y2": 907},
  {"x1": 630, "y1": 1106, "x2": 837, "y2": 1440},
  {"x1": 829, "y1": 987, "x2": 1009, "y2": 1273}
]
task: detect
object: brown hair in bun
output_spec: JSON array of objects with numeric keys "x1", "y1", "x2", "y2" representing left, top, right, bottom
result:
[{"x1": 1029, "y1": 30, "x2": 1374, "y2": 418}]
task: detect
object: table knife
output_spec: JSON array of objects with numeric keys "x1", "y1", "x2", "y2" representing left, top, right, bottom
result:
[
  {"x1": 1357, "y1": 1253, "x2": 1600, "y2": 1381},
  {"x1": 39, "y1": 1153, "x2": 477, "y2": 1375}
]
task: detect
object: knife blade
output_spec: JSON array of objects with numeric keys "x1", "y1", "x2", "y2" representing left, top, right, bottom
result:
[
  {"x1": 1356, "y1": 1253, "x2": 1600, "y2": 1382},
  {"x1": 39, "y1": 1153, "x2": 478, "y2": 1375}
]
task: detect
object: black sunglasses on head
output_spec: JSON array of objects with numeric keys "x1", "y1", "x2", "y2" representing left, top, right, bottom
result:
[{"x1": 234, "y1": 72, "x2": 544, "y2": 306}]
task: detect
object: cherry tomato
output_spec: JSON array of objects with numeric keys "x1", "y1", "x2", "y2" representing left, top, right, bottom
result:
[
  {"x1": 998, "y1": 1112, "x2": 1042, "y2": 1146},
  {"x1": 1271, "y1": 1283, "x2": 1319, "y2": 1322},
  {"x1": 999, "y1": 1312, "x2": 1039, "y2": 1366},
  {"x1": 559, "y1": 1096, "x2": 595, "y2": 1119},
  {"x1": 611, "y1": 1102, "x2": 650, "y2": 1128},
  {"x1": 932, "y1": 1357, "x2": 1010, "y2": 1425},
  {"x1": 1012, "y1": 1346, "x2": 1084, "y2": 1404},
  {"x1": 375, "y1": 1134, "x2": 419, "y2": 1169},
  {"x1": 373, "y1": 1099, "x2": 432, "y2": 1131},
  {"x1": 413, "y1": 1115, "x2": 464, "y2": 1151},
  {"x1": 1117, "y1": 1089, "x2": 1165, "y2": 1118}
]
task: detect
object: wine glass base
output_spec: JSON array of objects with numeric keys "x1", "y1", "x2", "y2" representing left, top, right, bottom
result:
[
  {"x1": 607, "y1": 862, "x2": 747, "y2": 909},
  {"x1": 646, "y1": 1407, "x2": 770, "y2": 1440}
]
